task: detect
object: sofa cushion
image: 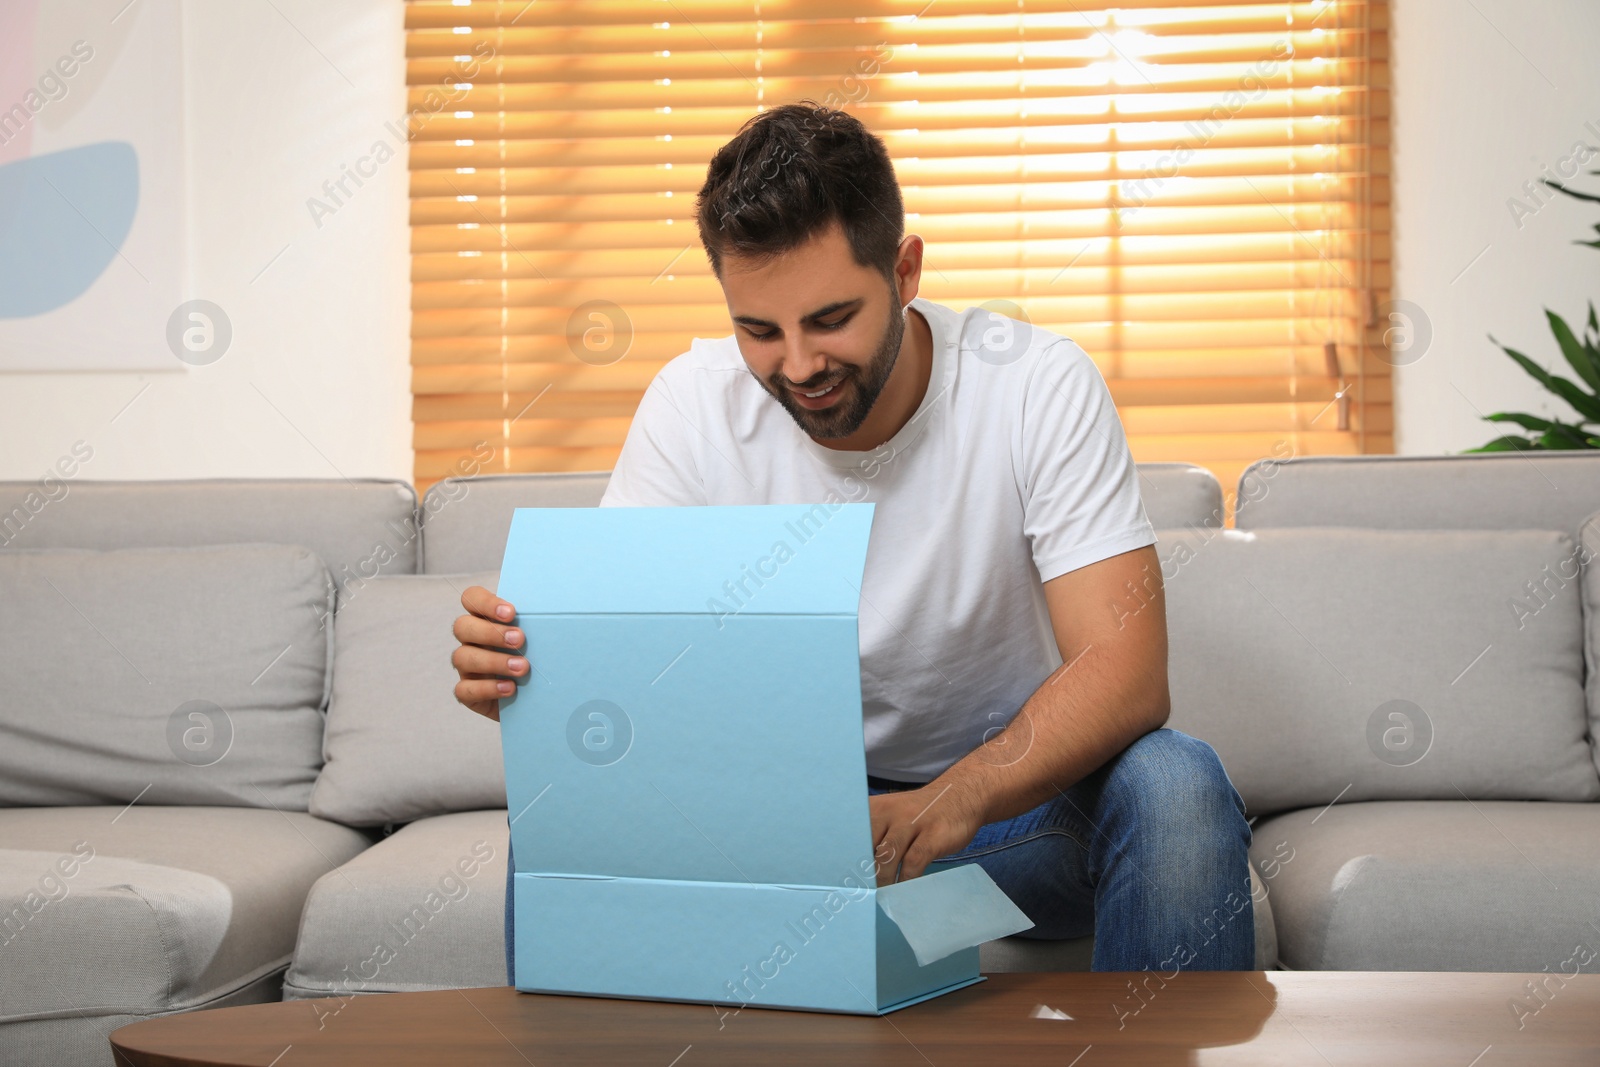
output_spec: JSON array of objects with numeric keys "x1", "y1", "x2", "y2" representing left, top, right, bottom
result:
[
  {"x1": 0, "y1": 544, "x2": 332, "y2": 809},
  {"x1": 1250, "y1": 801, "x2": 1600, "y2": 972},
  {"x1": 1135, "y1": 463, "x2": 1224, "y2": 530},
  {"x1": 0, "y1": 477, "x2": 420, "y2": 579},
  {"x1": 0, "y1": 806, "x2": 370, "y2": 1024},
  {"x1": 1234, "y1": 453, "x2": 1600, "y2": 534},
  {"x1": 284, "y1": 810, "x2": 509, "y2": 997},
  {"x1": 310, "y1": 572, "x2": 506, "y2": 826},
  {"x1": 1583, "y1": 513, "x2": 1600, "y2": 780},
  {"x1": 421, "y1": 472, "x2": 611, "y2": 573},
  {"x1": 0, "y1": 978, "x2": 281, "y2": 1067},
  {"x1": 1160, "y1": 527, "x2": 1599, "y2": 816}
]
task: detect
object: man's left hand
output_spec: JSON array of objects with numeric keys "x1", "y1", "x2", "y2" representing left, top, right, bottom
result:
[{"x1": 869, "y1": 782, "x2": 988, "y2": 883}]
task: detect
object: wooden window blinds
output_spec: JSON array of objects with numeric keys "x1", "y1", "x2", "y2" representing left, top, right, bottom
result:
[{"x1": 404, "y1": 0, "x2": 1392, "y2": 509}]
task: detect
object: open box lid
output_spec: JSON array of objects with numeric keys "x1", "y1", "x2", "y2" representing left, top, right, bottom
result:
[
  {"x1": 499, "y1": 503, "x2": 874, "y2": 616},
  {"x1": 498, "y1": 503, "x2": 880, "y2": 887}
]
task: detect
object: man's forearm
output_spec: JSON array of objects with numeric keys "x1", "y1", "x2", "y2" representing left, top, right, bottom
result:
[{"x1": 930, "y1": 641, "x2": 1170, "y2": 828}]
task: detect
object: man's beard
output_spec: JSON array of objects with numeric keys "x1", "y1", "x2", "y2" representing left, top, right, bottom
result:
[{"x1": 761, "y1": 293, "x2": 906, "y2": 440}]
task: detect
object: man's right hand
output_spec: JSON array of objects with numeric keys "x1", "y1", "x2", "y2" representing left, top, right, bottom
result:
[{"x1": 452, "y1": 585, "x2": 528, "y2": 722}]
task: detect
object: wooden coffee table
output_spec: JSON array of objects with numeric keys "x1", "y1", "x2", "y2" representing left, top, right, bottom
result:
[{"x1": 111, "y1": 972, "x2": 1600, "y2": 1065}]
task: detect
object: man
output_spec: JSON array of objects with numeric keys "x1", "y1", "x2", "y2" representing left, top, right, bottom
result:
[{"x1": 453, "y1": 102, "x2": 1253, "y2": 980}]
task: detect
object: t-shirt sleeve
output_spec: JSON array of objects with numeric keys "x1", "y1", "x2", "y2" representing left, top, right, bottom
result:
[
  {"x1": 600, "y1": 367, "x2": 709, "y2": 508},
  {"x1": 1017, "y1": 339, "x2": 1157, "y2": 583}
]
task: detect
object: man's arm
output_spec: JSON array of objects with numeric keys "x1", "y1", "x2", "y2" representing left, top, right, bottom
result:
[{"x1": 870, "y1": 543, "x2": 1169, "y2": 882}]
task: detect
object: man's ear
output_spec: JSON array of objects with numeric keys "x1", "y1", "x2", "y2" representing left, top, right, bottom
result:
[{"x1": 892, "y1": 233, "x2": 925, "y2": 306}]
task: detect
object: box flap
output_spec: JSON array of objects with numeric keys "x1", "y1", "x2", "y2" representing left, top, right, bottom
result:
[
  {"x1": 498, "y1": 503, "x2": 881, "y2": 886},
  {"x1": 875, "y1": 864, "x2": 1034, "y2": 967},
  {"x1": 499, "y1": 503, "x2": 874, "y2": 616}
]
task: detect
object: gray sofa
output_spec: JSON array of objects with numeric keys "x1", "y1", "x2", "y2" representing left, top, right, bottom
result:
[{"x1": 1, "y1": 454, "x2": 1597, "y2": 1064}]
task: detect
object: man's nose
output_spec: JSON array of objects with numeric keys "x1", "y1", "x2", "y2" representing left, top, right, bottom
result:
[{"x1": 779, "y1": 339, "x2": 830, "y2": 387}]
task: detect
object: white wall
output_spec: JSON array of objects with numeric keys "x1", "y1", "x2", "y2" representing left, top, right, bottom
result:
[
  {"x1": 0, "y1": 0, "x2": 412, "y2": 483},
  {"x1": 1391, "y1": 0, "x2": 1600, "y2": 454}
]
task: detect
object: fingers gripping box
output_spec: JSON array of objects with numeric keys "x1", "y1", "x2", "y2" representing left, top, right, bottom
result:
[{"x1": 496, "y1": 503, "x2": 1033, "y2": 1015}]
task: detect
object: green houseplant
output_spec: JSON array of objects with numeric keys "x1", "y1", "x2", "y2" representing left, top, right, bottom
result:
[{"x1": 1470, "y1": 172, "x2": 1600, "y2": 452}]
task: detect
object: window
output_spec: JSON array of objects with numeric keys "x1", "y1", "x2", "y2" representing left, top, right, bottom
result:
[{"x1": 404, "y1": 0, "x2": 1391, "y2": 515}]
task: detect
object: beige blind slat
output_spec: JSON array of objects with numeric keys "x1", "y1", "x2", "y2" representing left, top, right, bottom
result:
[
  {"x1": 409, "y1": 208, "x2": 1390, "y2": 253},
  {"x1": 405, "y1": 0, "x2": 1393, "y2": 505},
  {"x1": 410, "y1": 149, "x2": 1388, "y2": 198},
  {"x1": 411, "y1": 270, "x2": 1391, "y2": 314},
  {"x1": 410, "y1": 231, "x2": 1389, "y2": 280},
  {"x1": 405, "y1": 1, "x2": 1387, "y2": 28},
  {"x1": 409, "y1": 180, "x2": 1389, "y2": 226},
  {"x1": 410, "y1": 120, "x2": 1388, "y2": 156}
]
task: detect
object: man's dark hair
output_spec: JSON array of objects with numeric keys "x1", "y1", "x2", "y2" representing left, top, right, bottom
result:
[{"x1": 695, "y1": 101, "x2": 905, "y2": 285}]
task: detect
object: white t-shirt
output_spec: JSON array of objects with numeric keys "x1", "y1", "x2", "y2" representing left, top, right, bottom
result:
[{"x1": 601, "y1": 295, "x2": 1156, "y2": 781}]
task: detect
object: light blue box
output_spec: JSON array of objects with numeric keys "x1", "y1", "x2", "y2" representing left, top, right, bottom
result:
[{"x1": 497, "y1": 503, "x2": 1033, "y2": 1015}]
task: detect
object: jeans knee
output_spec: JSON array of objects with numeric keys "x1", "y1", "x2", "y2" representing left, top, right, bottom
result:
[{"x1": 1103, "y1": 729, "x2": 1249, "y2": 847}]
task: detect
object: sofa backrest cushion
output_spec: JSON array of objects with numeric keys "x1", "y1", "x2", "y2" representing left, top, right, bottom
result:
[
  {"x1": 1233, "y1": 453, "x2": 1600, "y2": 534},
  {"x1": 0, "y1": 544, "x2": 332, "y2": 809},
  {"x1": 309, "y1": 571, "x2": 505, "y2": 826},
  {"x1": 1160, "y1": 525, "x2": 1598, "y2": 816},
  {"x1": 422, "y1": 473, "x2": 609, "y2": 573},
  {"x1": 1136, "y1": 463, "x2": 1224, "y2": 530},
  {"x1": 419, "y1": 463, "x2": 1221, "y2": 573},
  {"x1": 0, "y1": 478, "x2": 420, "y2": 580},
  {"x1": 1582, "y1": 512, "x2": 1600, "y2": 780}
]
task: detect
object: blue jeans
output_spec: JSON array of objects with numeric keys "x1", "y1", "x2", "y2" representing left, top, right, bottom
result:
[{"x1": 503, "y1": 728, "x2": 1252, "y2": 981}]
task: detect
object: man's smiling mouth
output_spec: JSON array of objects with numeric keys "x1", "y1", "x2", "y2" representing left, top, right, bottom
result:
[{"x1": 787, "y1": 373, "x2": 850, "y2": 409}]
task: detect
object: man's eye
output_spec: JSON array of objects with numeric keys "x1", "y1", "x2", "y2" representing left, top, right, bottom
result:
[{"x1": 746, "y1": 314, "x2": 850, "y2": 341}]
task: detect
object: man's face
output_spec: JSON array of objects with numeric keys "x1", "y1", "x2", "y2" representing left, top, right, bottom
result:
[{"x1": 719, "y1": 220, "x2": 906, "y2": 440}]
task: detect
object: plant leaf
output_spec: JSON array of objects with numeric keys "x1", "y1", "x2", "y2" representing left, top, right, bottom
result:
[
  {"x1": 1468, "y1": 435, "x2": 1538, "y2": 452},
  {"x1": 1550, "y1": 421, "x2": 1598, "y2": 446},
  {"x1": 1484, "y1": 411, "x2": 1560, "y2": 432},
  {"x1": 1539, "y1": 426, "x2": 1592, "y2": 449},
  {"x1": 1547, "y1": 308, "x2": 1600, "y2": 391},
  {"x1": 1499, "y1": 344, "x2": 1600, "y2": 423},
  {"x1": 1493, "y1": 415, "x2": 1600, "y2": 448},
  {"x1": 1544, "y1": 178, "x2": 1600, "y2": 204},
  {"x1": 1545, "y1": 375, "x2": 1600, "y2": 424}
]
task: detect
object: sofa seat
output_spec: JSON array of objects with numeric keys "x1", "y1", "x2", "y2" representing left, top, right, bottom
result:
[
  {"x1": 0, "y1": 805, "x2": 370, "y2": 1066},
  {"x1": 1252, "y1": 800, "x2": 1600, "y2": 971},
  {"x1": 284, "y1": 810, "x2": 511, "y2": 999},
  {"x1": 283, "y1": 810, "x2": 1275, "y2": 1002}
]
